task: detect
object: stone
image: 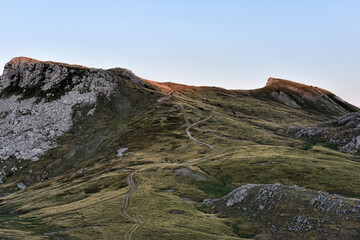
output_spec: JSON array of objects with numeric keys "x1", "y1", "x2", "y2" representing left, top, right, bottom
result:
[
  {"x1": 16, "y1": 182, "x2": 26, "y2": 190},
  {"x1": 116, "y1": 148, "x2": 128, "y2": 157}
]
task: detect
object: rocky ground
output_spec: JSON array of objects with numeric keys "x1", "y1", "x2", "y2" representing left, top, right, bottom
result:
[
  {"x1": 0, "y1": 57, "x2": 154, "y2": 192},
  {"x1": 205, "y1": 183, "x2": 360, "y2": 239},
  {"x1": 264, "y1": 77, "x2": 359, "y2": 116},
  {"x1": 292, "y1": 112, "x2": 360, "y2": 154}
]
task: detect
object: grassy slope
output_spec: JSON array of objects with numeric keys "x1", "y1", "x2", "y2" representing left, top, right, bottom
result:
[{"x1": 1, "y1": 82, "x2": 360, "y2": 239}]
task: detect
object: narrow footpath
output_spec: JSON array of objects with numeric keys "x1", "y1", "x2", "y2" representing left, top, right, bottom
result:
[
  {"x1": 120, "y1": 170, "x2": 142, "y2": 240},
  {"x1": 180, "y1": 104, "x2": 220, "y2": 164},
  {"x1": 121, "y1": 88, "x2": 219, "y2": 239}
]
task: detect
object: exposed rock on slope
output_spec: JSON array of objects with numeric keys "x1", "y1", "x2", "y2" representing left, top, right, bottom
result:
[
  {"x1": 0, "y1": 57, "x2": 117, "y2": 162},
  {"x1": 0, "y1": 57, "x2": 146, "y2": 99},
  {"x1": 294, "y1": 112, "x2": 360, "y2": 153},
  {"x1": 205, "y1": 183, "x2": 360, "y2": 239},
  {"x1": 263, "y1": 77, "x2": 359, "y2": 116},
  {"x1": 0, "y1": 57, "x2": 156, "y2": 188},
  {"x1": 107, "y1": 67, "x2": 147, "y2": 87},
  {"x1": 1, "y1": 57, "x2": 360, "y2": 239}
]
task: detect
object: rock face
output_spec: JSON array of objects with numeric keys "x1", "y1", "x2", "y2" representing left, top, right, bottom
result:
[
  {"x1": 265, "y1": 78, "x2": 359, "y2": 116},
  {"x1": 0, "y1": 57, "x2": 149, "y2": 186},
  {"x1": 0, "y1": 57, "x2": 116, "y2": 161},
  {"x1": 107, "y1": 67, "x2": 146, "y2": 87},
  {"x1": 294, "y1": 112, "x2": 360, "y2": 153},
  {"x1": 205, "y1": 183, "x2": 360, "y2": 239},
  {"x1": 0, "y1": 57, "x2": 146, "y2": 99},
  {"x1": 270, "y1": 91, "x2": 301, "y2": 109}
]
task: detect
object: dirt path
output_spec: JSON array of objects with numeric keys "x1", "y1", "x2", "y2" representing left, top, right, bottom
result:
[
  {"x1": 179, "y1": 104, "x2": 220, "y2": 164},
  {"x1": 120, "y1": 89, "x2": 219, "y2": 239},
  {"x1": 159, "y1": 88, "x2": 220, "y2": 162},
  {"x1": 157, "y1": 89, "x2": 177, "y2": 102},
  {"x1": 120, "y1": 89, "x2": 177, "y2": 240},
  {"x1": 120, "y1": 170, "x2": 142, "y2": 240}
]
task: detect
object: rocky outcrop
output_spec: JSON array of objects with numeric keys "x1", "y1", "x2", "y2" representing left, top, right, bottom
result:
[
  {"x1": 0, "y1": 56, "x2": 165, "y2": 196},
  {"x1": 341, "y1": 136, "x2": 360, "y2": 153},
  {"x1": 0, "y1": 57, "x2": 150, "y2": 187},
  {"x1": 0, "y1": 57, "x2": 145, "y2": 99},
  {"x1": 294, "y1": 112, "x2": 360, "y2": 153},
  {"x1": 204, "y1": 183, "x2": 360, "y2": 238},
  {"x1": 107, "y1": 67, "x2": 146, "y2": 87},
  {"x1": 264, "y1": 78, "x2": 359, "y2": 116},
  {"x1": 0, "y1": 57, "x2": 120, "y2": 162},
  {"x1": 270, "y1": 91, "x2": 301, "y2": 109}
]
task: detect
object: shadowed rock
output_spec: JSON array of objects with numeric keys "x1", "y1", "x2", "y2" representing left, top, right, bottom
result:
[
  {"x1": 264, "y1": 77, "x2": 359, "y2": 116},
  {"x1": 293, "y1": 112, "x2": 360, "y2": 153},
  {"x1": 204, "y1": 183, "x2": 360, "y2": 239}
]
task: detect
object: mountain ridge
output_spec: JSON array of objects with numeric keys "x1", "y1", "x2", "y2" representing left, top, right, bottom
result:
[
  {"x1": 0, "y1": 57, "x2": 360, "y2": 239},
  {"x1": 2, "y1": 57, "x2": 358, "y2": 114},
  {"x1": 6, "y1": 57, "x2": 90, "y2": 69}
]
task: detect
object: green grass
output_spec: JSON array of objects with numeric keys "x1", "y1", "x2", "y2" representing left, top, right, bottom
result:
[
  {"x1": 198, "y1": 180, "x2": 231, "y2": 199},
  {"x1": 1, "y1": 83, "x2": 359, "y2": 239},
  {"x1": 199, "y1": 145, "x2": 360, "y2": 197},
  {"x1": 0, "y1": 205, "x2": 60, "y2": 239}
]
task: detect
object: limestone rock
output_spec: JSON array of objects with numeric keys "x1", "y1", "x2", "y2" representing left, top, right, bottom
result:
[
  {"x1": 293, "y1": 112, "x2": 360, "y2": 153},
  {"x1": 265, "y1": 77, "x2": 358, "y2": 116},
  {"x1": 0, "y1": 57, "x2": 147, "y2": 164},
  {"x1": 205, "y1": 183, "x2": 360, "y2": 237}
]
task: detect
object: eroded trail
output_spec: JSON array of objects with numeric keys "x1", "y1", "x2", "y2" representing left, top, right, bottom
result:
[
  {"x1": 180, "y1": 104, "x2": 220, "y2": 164},
  {"x1": 157, "y1": 89, "x2": 177, "y2": 102},
  {"x1": 120, "y1": 89, "x2": 176, "y2": 240},
  {"x1": 161, "y1": 88, "x2": 220, "y2": 162},
  {"x1": 120, "y1": 89, "x2": 219, "y2": 239},
  {"x1": 121, "y1": 170, "x2": 142, "y2": 240}
]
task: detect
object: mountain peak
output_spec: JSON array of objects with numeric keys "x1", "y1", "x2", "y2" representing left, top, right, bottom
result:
[
  {"x1": 6, "y1": 56, "x2": 89, "y2": 69},
  {"x1": 0, "y1": 57, "x2": 148, "y2": 99},
  {"x1": 266, "y1": 77, "x2": 332, "y2": 95},
  {"x1": 261, "y1": 77, "x2": 358, "y2": 116},
  {"x1": 0, "y1": 57, "x2": 156, "y2": 174},
  {"x1": 266, "y1": 77, "x2": 284, "y2": 86}
]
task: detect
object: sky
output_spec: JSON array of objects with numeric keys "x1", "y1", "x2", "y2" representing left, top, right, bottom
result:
[{"x1": 1, "y1": 0, "x2": 359, "y2": 106}]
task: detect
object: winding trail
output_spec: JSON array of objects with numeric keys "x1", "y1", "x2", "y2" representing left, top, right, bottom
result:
[
  {"x1": 180, "y1": 104, "x2": 220, "y2": 164},
  {"x1": 157, "y1": 89, "x2": 177, "y2": 103},
  {"x1": 161, "y1": 88, "x2": 220, "y2": 163},
  {"x1": 121, "y1": 87, "x2": 219, "y2": 239},
  {"x1": 120, "y1": 170, "x2": 142, "y2": 240},
  {"x1": 120, "y1": 89, "x2": 177, "y2": 240},
  {"x1": 159, "y1": 87, "x2": 220, "y2": 161}
]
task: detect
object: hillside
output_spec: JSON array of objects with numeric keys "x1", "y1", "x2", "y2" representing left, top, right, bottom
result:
[
  {"x1": 293, "y1": 112, "x2": 360, "y2": 153},
  {"x1": 250, "y1": 77, "x2": 359, "y2": 116},
  {"x1": 0, "y1": 57, "x2": 360, "y2": 239}
]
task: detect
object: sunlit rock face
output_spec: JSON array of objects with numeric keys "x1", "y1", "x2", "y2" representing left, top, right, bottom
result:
[
  {"x1": 265, "y1": 77, "x2": 359, "y2": 116},
  {"x1": 0, "y1": 57, "x2": 118, "y2": 163}
]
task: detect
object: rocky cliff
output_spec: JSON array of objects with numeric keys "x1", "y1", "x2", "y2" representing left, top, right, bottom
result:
[
  {"x1": 262, "y1": 77, "x2": 359, "y2": 116},
  {"x1": 0, "y1": 57, "x2": 156, "y2": 188},
  {"x1": 205, "y1": 183, "x2": 360, "y2": 239},
  {"x1": 293, "y1": 112, "x2": 360, "y2": 153},
  {"x1": 0, "y1": 58, "x2": 115, "y2": 161}
]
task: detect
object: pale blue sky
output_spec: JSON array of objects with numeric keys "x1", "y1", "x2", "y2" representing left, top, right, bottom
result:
[{"x1": 1, "y1": 0, "x2": 359, "y2": 106}]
